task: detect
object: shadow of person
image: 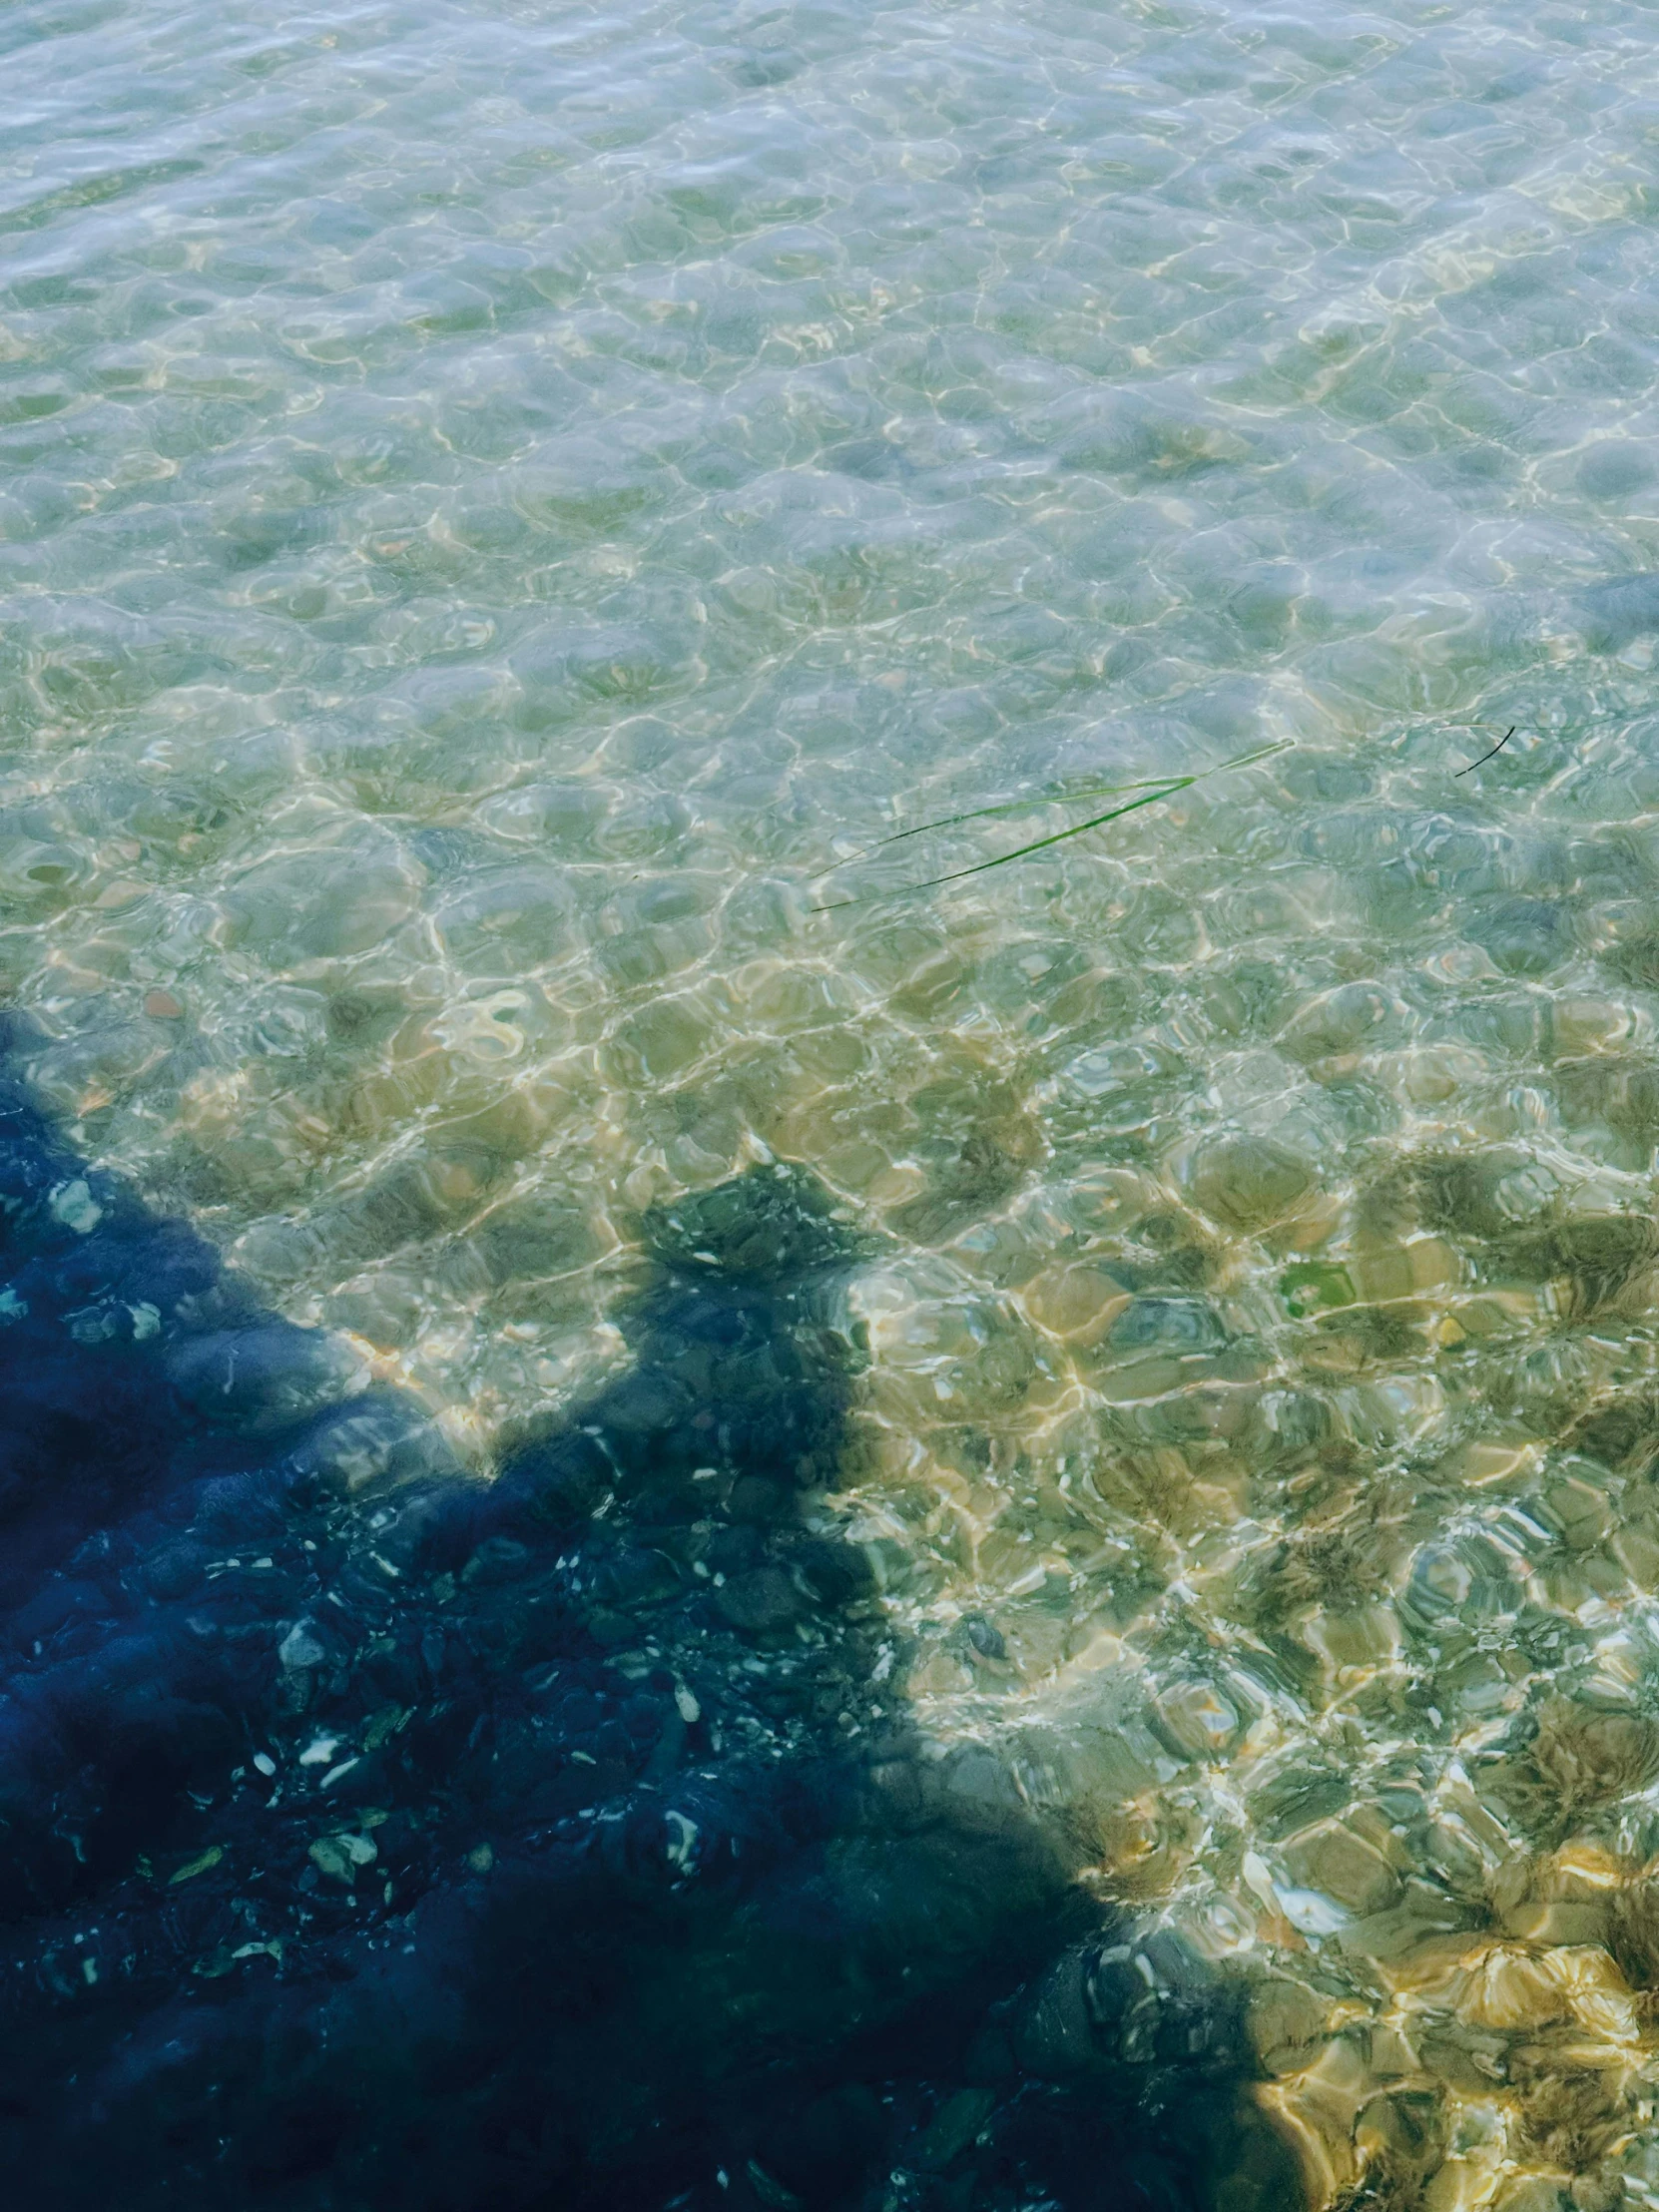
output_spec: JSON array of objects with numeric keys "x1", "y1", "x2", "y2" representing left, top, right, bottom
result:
[{"x1": 0, "y1": 1029, "x2": 1302, "y2": 2212}]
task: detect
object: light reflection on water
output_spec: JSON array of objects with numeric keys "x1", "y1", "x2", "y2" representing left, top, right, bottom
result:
[{"x1": 9, "y1": 0, "x2": 1659, "y2": 2196}]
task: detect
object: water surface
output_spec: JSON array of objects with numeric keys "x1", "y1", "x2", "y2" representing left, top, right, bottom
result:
[{"x1": 9, "y1": 0, "x2": 1659, "y2": 2204}]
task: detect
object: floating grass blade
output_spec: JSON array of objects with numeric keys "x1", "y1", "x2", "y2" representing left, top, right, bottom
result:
[
  {"x1": 846, "y1": 739, "x2": 1291, "y2": 861},
  {"x1": 838, "y1": 772, "x2": 1203, "y2": 862},
  {"x1": 1453, "y1": 725, "x2": 1516, "y2": 776},
  {"x1": 812, "y1": 782, "x2": 1193, "y2": 912},
  {"x1": 811, "y1": 739, "x2": 1290, "y2": 912}
]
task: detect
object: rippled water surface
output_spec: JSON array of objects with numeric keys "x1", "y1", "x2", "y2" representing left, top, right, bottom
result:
[{"x1": 13, "y1": 0, "x2": 1659, "y2": 2202}]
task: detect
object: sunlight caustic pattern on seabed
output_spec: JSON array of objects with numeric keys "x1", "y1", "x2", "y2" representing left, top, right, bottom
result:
[{"x1": 10, "y1": 0, "x2": 1659, "y2": 2199}]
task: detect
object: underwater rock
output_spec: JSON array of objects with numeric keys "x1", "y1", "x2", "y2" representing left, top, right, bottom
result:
[
  {"x1": 1470, "y1": 894, "x2": 1572, "y2": 979},
  {"x1": 166, "y1": 1322, "x2": 369, "y2": 1434},
  {"x1": 1186, "y1": 1134, "x2": 1319, "y2": 1235},
  {"x1": 1575, "y1": 573, "x2": 1659, "y2": 654}
]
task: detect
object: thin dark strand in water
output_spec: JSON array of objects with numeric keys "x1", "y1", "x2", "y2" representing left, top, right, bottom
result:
[
  {"x1": 810, "y1": 740, "x2": 1290, "y2": 912},
  {"x1": 841, "y1": 773, "x2": 1198, "y2": 861},
  {"x1": 1454, "y1": 725, "x2": 1517, "y2": 775},
  {"x1": 811, "y1": 785, "x2": 1188, "y2": 911}
]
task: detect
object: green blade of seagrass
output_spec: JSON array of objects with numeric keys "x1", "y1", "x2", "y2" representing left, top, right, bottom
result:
[
  {"x1": 849, "y1": 738, "x2": 1292, "y2": 859},
  {"x1": 810, "y1": 738, "x2": 1291, "y2": 912},
  {"x1": 811, "y1": 782, "x2": 1189, "y2": 911},
  {"x1": 844, "y1": 773, "x2": 1194, "y2": 859}
]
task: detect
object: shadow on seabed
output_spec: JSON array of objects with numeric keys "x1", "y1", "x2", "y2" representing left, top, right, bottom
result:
[{"x1": 0, "y1": 1013, "x2": 1300, "y2": 2212}]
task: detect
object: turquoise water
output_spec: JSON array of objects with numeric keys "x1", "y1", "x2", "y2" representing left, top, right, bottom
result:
[{"x1": 12, "y1": 0, "x2": 1659, "y2": 2201}]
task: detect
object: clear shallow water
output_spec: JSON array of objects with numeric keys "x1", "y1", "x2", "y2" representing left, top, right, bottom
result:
[{"x1": 11, "y1": 0, "x2": 1659, "y2": 2202}]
